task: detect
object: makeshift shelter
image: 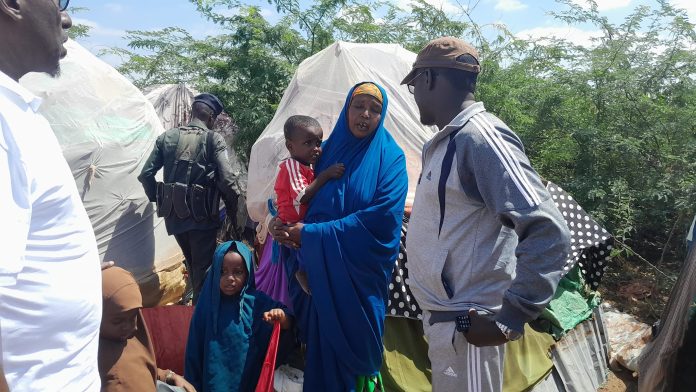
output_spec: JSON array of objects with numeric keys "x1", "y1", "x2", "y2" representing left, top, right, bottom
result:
[{"x1": 20, "y1": 40, "x2": 185, "y2": 306}]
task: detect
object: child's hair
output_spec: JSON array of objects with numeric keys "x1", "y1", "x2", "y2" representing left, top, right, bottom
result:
[{"x1": 283, "y1": 115, "x2": 321, "y2": 140}]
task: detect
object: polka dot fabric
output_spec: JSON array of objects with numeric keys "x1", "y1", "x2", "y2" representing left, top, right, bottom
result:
[
  {"x1": 387, "y1": 216, "x2": 423, "y2": 320},
  {"x1": 546, "y1": 182, "x2": 614, "y2": 289}
]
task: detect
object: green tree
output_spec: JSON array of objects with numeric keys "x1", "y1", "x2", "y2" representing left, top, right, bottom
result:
[{"x1": 479, "y1": 0, "x2": 696, "y2": 265}]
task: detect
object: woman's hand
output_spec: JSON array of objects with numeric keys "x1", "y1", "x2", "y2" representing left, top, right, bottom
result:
[
  {"x1": 167, "y1": 372, "x2": 197, "y2": 392},
  {"x1": 269, "y1": 217, "x2": 296, "y2": 247},
  {"x1": 285, "y1": 222, "x2": 304, "y2": 247}
]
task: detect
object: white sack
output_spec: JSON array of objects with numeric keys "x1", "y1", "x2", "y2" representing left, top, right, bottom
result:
[{"x1": 247, "y1": 42, "x2": 435, "y2": 223}]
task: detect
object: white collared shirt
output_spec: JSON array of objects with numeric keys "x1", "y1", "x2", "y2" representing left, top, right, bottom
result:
[{"x1": 0, "y1": 70, "x2": 102, "y2": 391}]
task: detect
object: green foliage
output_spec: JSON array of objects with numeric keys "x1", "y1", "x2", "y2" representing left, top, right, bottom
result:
[
  {"x1": 479, "y1": 0, "x2": 696, "y2": 263},
  {"x1": 67, "y1": 7, "x2": 92, "y2": 40},
  {"x1": 111, "y1": 0, "x2": 696, "y2": 266}
]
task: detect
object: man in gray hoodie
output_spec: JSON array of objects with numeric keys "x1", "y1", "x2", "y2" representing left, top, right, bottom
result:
[{"x1": 401, "y1": 37, "x2": 570, "y2": 391}]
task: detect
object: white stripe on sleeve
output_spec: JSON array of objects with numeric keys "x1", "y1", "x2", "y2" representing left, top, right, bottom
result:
[
  {"x1": 478, "y1": 114, "x2": 541, "y2": 205},
  {"x1": 285, "y1": 160, "x2": 302, "y2": 193},
  {"x1": 470, "y1": 115, "x2": 541, "y2": 207}
]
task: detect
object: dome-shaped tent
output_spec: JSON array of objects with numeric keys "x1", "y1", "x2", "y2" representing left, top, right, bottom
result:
[{"x1": 20, "y1": 40, "x2": 185, "y2": 306}]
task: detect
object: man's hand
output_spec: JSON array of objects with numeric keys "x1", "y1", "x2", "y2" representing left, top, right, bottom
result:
[
  {"x1": 320, "y1": 163, "x2": 345, "y2": 180},
  {"x1": 463, "y1": 309, "x2": 508, "y2": 347}
]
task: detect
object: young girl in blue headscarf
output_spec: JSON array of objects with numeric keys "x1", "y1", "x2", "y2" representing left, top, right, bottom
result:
[
  {"x1": 184, "y1": 241, "x2": 293, "y2": 392},
  {"x1": 274, "y1": 82, "x2": 408, "y2": 391}
]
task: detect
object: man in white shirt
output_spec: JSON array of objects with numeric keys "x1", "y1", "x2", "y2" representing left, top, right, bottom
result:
[{"x1": 0, "y1": 1, "x2": 103, "y2": 390}]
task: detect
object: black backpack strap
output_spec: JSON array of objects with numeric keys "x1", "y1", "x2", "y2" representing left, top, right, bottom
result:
[
  {"x1": 206, "y1": 130, "x2": 215, "y2": 162},
  {"x1": 204, "y1": 130, "x2": 218, "y2": 182},
  {"x1": 164, "y1": 127, "x2": 182, "y2": 184}
]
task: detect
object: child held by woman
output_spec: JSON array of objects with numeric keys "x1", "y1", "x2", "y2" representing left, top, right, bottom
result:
[{"x1": 274, "y1": 115, "x2": 344, "y2": 293}]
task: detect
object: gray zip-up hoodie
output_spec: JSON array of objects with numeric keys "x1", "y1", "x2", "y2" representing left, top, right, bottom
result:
[{"x1": 406, "y1": 102, "x2": 570, "y2": 333}]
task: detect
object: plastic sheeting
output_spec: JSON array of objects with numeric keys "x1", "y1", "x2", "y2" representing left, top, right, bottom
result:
[
  {"x1": 247, "y1": 41, "x2": 435, "y2": 223},
  {"x1": 638, "y1": 249, "x2": 696, "y2": 391},
  {"x1": 143, "y1": 83, "x2": 196, "y2": 132},
  {"x1": 602, "y1": 302, "x2": 651, "y2": 373},
  {"x1": 20, "y1": 40, "x2": 185, "y2": 306}
]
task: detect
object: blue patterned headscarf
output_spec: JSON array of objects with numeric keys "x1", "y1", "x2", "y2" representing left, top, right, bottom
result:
[
  {"x1": 286, "y1": 82, "x2": 408, "y2": 391},
  {"x1": 185, "y1": 241, "x2": 284, "y2": 392}
]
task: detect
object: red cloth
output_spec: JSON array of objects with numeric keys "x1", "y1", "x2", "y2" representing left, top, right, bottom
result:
[
  {"x1": 141, "y1": 305, "x2": 194, "y2": 376},
  {"x1": 255, "y1": 321, "x2": 281, "y2": 392},
  {"x1": 274, "y1": 159, "x2": 314, "y2": 223}
]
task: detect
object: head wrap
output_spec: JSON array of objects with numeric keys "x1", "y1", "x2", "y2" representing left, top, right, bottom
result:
[
  {"x1": 99, "y1": 267, "x2": 157, "y2": 391},
  {"x1": 350, "y1": 82, "x2": 383, "y2": 103},
  {"x1": 102, "y1": 267, "x2": 142, "y2": 317},
  {"x1": 185, "y1": 241, "x2": 288, "y2": 392},
  {"x1": 285, "y1": 82, "x2": 408, "y2": 390}
]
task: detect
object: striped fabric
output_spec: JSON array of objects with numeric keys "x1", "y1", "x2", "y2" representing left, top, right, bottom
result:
[
  {"x1": 469, "y1": 114, "x2": 541, "y2": 207},
  {"x1": 273, "y1": 158, "x2": 315, "y2": 223}
]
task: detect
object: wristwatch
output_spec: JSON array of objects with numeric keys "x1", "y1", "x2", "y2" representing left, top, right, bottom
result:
[{"x1": 495, "y1": 321, "x2": 522, "y2": 341}]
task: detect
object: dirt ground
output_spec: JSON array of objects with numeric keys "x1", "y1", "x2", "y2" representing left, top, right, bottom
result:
[{"x1": 598, "y1": 369, "x2": 638, "y2": 392}]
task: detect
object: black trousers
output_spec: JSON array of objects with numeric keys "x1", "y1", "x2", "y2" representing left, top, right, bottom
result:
[{"x1": 174, "y1": 228, "x2": 217, "y2": 304}]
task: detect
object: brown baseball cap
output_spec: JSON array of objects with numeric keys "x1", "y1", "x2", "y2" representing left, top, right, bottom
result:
[{"x1": 401, "y1": 36, "x2": 481, "y2": 85}]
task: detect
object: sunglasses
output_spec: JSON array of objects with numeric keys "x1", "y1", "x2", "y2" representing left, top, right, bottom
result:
[{"x1": 58, "y1": 0, "x2": 70, "y2": 12}]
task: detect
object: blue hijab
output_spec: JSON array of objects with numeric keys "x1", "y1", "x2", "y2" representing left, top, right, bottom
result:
[
  {"x1": 185, "y1": 241, "x2": 285, "y2": 392},
  {"x1": 286, "y1": 82, "x2": 408, "y2": 391}
]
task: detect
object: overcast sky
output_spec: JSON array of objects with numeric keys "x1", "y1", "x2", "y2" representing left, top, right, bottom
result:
[{"x1": 71, "y1": 0, "x2": 696, "y2": 67}]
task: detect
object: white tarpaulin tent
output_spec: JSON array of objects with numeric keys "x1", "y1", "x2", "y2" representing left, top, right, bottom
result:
[
  {"x1": 247, "y1": 41, "x2": 436, "y2": 224},
  {"x1": 20, "y1": 40, "x2": 185, "y2": 306}
]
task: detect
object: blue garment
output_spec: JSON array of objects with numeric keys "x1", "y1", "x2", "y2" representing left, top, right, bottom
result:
[
  {"x1": 285, "y1": 82, "x2": 408, "y2": 391},
  {"x1": 185, "y1": 241, "x2": 288, "y2": 392}
]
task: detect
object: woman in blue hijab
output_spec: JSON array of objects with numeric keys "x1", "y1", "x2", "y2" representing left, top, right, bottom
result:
[
  {"x1": 184, "y1": 241, "x2": 293, "y2": 392},
  {"x1": 274, "y1": 82, "x2": 408, "y2": 391}
]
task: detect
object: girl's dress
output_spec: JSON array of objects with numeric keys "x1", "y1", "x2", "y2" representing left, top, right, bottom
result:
[{"x1": 185, "y1": 241, "x2": 291, "y2": 392}]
